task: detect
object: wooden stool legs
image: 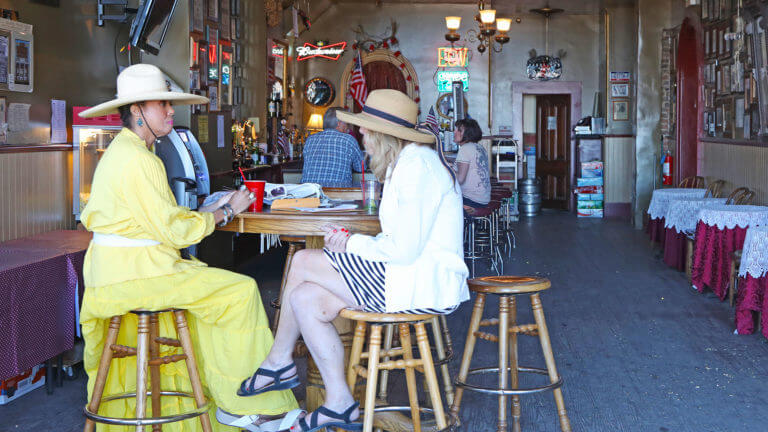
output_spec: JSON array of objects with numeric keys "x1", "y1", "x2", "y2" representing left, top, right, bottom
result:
[
  {"x1": 272, "y1": 241, "x2": 301, "y2": 331},
  {"x1": 452, "y1": 292, "x2": 571, "y2": 432},
  {"x1": 135, "y1": 315, "x2": 150, "y2": 432},
  {"x1": 83, "y1": 311, "x2": 212, "y2": 432},
  {"x1": 451, "y1": 293, "x2": 487, "y2": 419},
  {"x1": 84, "y1": 316, "x2": 122, "y2": 432},
  {"x1": 149, "y1": 315, "x2": 162, "y2": 432},
  {"x1": 173, "y1": 311, "x2": 213, "y2": 432},
  {"x1": 531, "y1": 294, "x2": 571, "y2": 432},
  {"x1": 347, "y1": 319, "x2": 449, "y2": 432}
]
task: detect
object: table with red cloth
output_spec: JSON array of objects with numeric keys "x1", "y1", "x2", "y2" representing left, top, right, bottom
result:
[
  {"x1": 662, "y1": 198, "x2": 727, "y2": 271},
  {"x1": 735, "y1": 226, "x2": 768, "y2": 337},
  {"x1": 646, "y1": 188, "x2": 706, "y2": 245},
  {"x1": 691, "y1": 205, "x2": 768, "y2": 300},
  {"x1": 0, "y1": 230, "x2": 92, "y2": 381}
]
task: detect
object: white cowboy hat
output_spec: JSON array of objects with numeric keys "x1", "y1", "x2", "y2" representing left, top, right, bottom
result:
[
  {"x1": 336, "y1": 89, "x2": 435, "y2": 144},
  {"x1": 78, "y1": 64, "x2": 209, "y2": 118}
]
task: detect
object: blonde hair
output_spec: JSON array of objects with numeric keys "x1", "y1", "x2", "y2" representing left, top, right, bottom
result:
[{"x1": 364, "y1": 130, "x2": 408, "y2": 181}]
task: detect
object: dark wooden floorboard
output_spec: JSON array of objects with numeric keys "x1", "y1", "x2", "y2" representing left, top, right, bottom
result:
[{"x1": 2, "y1": 211, "x2": 767, "y2": 431}]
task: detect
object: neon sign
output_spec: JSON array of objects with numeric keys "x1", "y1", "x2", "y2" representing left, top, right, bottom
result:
[
  {"x1": 437, "y1": 71, "x2": 469, "y2": 92},
  {"x1": 272, "y1": 45, "x2": 284, "y2": 57},
  {"x1": 296, "y1": 41, "x2": 347, "y2": 61},
  {"x1": 438, "y1": 47, "x2": 469, "y2": 67}
]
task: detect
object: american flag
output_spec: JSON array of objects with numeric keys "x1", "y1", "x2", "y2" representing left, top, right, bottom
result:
[
  {"x1": 277, "y1": 128, "x2": 290, "y2": 155},
  {"x1": 425, "y1": 106, "x2": 439, "y2": 132},
  {"x1": 349, "y1": 50, "x2": 368, "y2": 109}
]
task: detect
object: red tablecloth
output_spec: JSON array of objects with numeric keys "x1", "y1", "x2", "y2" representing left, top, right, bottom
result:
[
  {"x1": 663, "y1": 228, "x2": 687, "y2": 271},
  {"x1": 735, "y1": 275, "x2": 768, "y2": 337},
  {"x1": 0, "y1": 230, "x2": 91, "y2": 381},
  {"x1": 646, "y1": 217, "x2": 666, "y2": 246},
  {"x1": 691, "y1": 221, "x2": 748, "y2": 300}
]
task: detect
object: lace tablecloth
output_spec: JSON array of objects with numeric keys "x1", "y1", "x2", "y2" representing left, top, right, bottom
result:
[
  {"x1": 696, "y1": 204, "x2": 768, "y2": 229},
  {"x1": 664, "y1": 198, "x2": 728, "y2": 233},
  {"x1": 735, "y1": 226, "x2": 768, "y2": 337},
  {"x1": 739, "y1": 226, "x2": 768, "y2": 278},
  {"x1": 647, "y1": 188, "x2": 706, "y2": 220}
]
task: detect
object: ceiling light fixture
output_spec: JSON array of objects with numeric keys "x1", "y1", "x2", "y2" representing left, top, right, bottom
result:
[{"x1": 444, "y1": 1, "x2": 519, "y2": 54}]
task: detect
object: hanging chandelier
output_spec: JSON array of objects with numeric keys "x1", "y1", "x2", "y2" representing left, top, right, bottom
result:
[{"x1": 444, "y1": 1, "x2": 517, "y2": 54}]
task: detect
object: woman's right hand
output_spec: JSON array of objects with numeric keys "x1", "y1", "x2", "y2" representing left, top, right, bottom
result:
[{"x1": 227, "y1": 188, "x2": 256, "y2": 214}]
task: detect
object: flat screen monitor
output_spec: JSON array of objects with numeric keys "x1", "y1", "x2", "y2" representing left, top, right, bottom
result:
[{"x1": 129, "y1": 0, "x2": 178, "y2": 56}]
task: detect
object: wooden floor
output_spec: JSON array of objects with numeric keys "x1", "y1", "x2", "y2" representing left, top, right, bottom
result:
[{"x1": 3, "y1": 211, "x2": 768, "y2": 431}]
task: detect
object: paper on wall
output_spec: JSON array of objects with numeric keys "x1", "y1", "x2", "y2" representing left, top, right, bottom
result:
[
  {"x1": 50, "y1": 99, "x2": 66, "y2": 143},
  {"x1": 217, "y1": 114, "x2": 224, "y2": 148},
  {"x1": 8, "y1": 102, "x2": 29, "y2": 132},
  {"x1": 197, "y1": 116, "x2": 208, "y2": 143}
]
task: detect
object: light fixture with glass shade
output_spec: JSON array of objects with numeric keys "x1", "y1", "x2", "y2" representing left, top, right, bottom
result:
[
  {"x1": 444, "y1": 1, "x2": 518, "y2": 54},
  {"x1": 306, "y1": 113, "x2": 324, "y2": 134}
]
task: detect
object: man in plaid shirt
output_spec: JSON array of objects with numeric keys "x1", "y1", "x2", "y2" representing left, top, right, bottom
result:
[{"x1": 302, "y1": 107, "x2": 364, "y2": 187}]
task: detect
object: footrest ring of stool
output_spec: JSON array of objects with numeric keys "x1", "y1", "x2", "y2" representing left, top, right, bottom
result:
[
  {"x1": 365, "y1": 405, "x2": 459, "y2": 432},
  {"x1": 83, "y1": 390, "x2": 209, "y2": 426},
  {"x1": 455, "y1": 366, "x2": 563, "y2": 395}
]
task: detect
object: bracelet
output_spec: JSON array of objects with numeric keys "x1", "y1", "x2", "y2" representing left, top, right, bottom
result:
[
  {"x1": 217, "y1": 205, "x2": 233, "y2": 227},
  {"x1": 222, "y1": 203, "x2": 234, "y2": 218}
]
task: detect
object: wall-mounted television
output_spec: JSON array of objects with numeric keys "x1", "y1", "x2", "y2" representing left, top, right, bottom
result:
[{"x1": 129, "y1": 0, "x2": 179, "y2": 56}]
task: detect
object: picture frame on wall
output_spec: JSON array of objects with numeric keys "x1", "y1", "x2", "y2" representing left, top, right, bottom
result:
[
  {"x1": 750, "y1": 16, "x2": 768, "y2": 135},
  {"x1": 220, "y1": 0, "x2": 230, "y2": 40},
  {"x1": 208, "y1": 0, "x2": 218, "y2": 21},
  {"x1": 612, "y1": 99, "x2": 630, "y2": 121},
  {"x1": 611, "y1": 83, "x2": 630, "y2": 98},
  {"x1": 192, "y1": 0, "x2": 204, "y2": 33},
  {"x1": 702, "y1": 0, "x2": 709, "y2": 20}
]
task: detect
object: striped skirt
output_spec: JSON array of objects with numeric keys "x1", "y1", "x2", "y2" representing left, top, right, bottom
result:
[{"x1": 324, "y1": 249, "x2": 457, "y2": 315}]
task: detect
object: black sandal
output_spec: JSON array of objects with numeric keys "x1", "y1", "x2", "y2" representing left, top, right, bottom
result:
[
  {"x1": 296, "y1": 402, "x2": 362, "y2": 432},
  {"x1": 237, "y1": 363, "x2": 300, "y2": 397}
]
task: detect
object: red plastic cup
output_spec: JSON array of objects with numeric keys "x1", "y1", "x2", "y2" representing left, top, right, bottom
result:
[{"x1": 243, "y1": 180, "x2": 265, "y2": 212}]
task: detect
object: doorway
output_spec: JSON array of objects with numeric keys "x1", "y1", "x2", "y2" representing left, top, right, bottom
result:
[
  {"x1": 535, "y1": 94, "x2": 571, "y2": 211},
  {"x1": 676, "y1": 17, "x2": 702, "y2": 182}
]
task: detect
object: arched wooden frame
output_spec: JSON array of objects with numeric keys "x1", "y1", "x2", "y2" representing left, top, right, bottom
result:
[{"x1": 340, "y1": 49, "x2": 419, "y2": 105}]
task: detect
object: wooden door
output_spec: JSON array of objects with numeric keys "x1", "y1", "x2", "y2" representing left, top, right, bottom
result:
[
  {"x1": 536, "y1": 94, "x2": 571, "y2": 210},
  {"x1": 676, "y1": 18, "x2": 701, "y2": 182}
]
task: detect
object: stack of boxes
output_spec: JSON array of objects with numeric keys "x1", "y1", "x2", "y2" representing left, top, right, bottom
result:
[{"x1": 576, "y1": 161, "x2": 604, "y2": 218}]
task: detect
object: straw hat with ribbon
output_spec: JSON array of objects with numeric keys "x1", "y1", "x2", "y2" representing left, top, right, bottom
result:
[
  {"x1": 337, "y1": 89, "x2": 435, "y2": 144},
  {"x1": 78, "y1": 64, "x2": 209, "y2": 118}
]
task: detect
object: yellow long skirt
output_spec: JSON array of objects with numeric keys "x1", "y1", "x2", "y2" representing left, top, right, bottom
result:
[{"x1": 80, "y1": 266, "x2": 298, "y2": 431}]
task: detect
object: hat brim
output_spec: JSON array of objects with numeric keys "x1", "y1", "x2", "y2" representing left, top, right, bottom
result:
[
  {"x1": 337, "y1": 110, "x2": 435, "y2": 144},
  {"x1": 78, "y1": 92, "x2": 210, "y2": 118}
]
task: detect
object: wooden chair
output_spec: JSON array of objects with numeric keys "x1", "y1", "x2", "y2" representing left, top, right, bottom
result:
[
  {"x1": 678, "y1": 176, "x2": 706, "y2": 188},
  {"x1": 725, "y1": 187, "x2": 750, "y2": 205},
  {"x1": 704, "y1": 180, "x2": 726, "y2": 198},
  {"x1": 323, "y1": 187, "x2": 363, "y2": 201},
  {"x1": 451, "y1": 276, "x2": 571, "y2": 432},
  {"x1": 83, "y1": 309, "x2": 212, "y2": 432},
  {"x1": 342, "y1": 308, "x2": 450, "y2": 432},
  {"x1": 738, "y1": 190, "x2": 756, "y2": 205},
  {"x1": 729, "y1": 250, "x2": 743, "y2": 307}
]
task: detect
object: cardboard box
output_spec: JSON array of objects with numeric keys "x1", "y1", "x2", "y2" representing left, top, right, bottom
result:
[
  {"x1": 577, "y1": 209, "x2": 604, "y2": 218},
  {"x1": 577, "y1": 193, "x2": 604, "y2": 201},
  {"x1": 575, "y1": 185, "x2": 604, "y2": 194},
  {"x1": 0, "y1": 364, "x2": 45, "y2": 405},
  {"x1": 577, "y1": 200, "x2": 604, "y2": 209},
  {"x1": 580, "y1": 161, "x2": 604, "y2": 178},
  {"x1": 577, "y1": 177, "x2": 603, "y2": 187}
]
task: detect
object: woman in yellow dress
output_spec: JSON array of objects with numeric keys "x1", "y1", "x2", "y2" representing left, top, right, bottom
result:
[{"x1": 78, "y1": 64, "x2": 298, "y2": 431}]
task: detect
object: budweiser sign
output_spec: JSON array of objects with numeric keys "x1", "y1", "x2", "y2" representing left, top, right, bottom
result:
[{"x1": 296, "y1": 42, "x2": 347, "y2": 61}]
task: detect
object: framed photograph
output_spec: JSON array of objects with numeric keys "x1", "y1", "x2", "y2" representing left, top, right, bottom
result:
[
  {"x1": 189, "y1": 69, "x2": 200, "y2": 90},
  {"x1": 611, "y1": 83, "x2": 630, "y2": 97},
  {"x1": 208, "y1": 0, "x2": 218, "y2": 21},
  {"x1": 192, "y1": 0, "x2": 204, "y2": 33},
  {"x1": 220, "y1": 0, "x2": 230, "y2": 40},
  {"x1": 702, "y1": 0, "x2": 709, "y2": 20},
  {"x1": 612, "y1": 99, "x2": 630, "y2": 121},
  {"x1": 209, "y1": 85, "x2": 218, "y2": 111}
]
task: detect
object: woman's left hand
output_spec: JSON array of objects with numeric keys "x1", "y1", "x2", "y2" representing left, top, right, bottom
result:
[{"x1": 322, "y1": 223, "x2": 351, "y2": 253}]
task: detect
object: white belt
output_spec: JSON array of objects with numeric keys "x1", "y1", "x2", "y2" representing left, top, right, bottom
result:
[{"x1": 92, "y1": 233, "x2": 161, "y2": 247}]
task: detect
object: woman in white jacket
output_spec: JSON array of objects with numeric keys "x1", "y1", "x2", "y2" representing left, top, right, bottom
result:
[{"x1": 239, "y1": 90, "x2": 469, "y2": 431}]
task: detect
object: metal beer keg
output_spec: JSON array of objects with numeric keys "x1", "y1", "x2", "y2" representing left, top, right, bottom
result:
[{"x1": 519, "y1": 178, "x2": 542, "y2": 216}]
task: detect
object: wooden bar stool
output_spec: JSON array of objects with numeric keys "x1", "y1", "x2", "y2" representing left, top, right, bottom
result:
[
  {"x1": 376, "y1": 314, "x2": 455, "y2": 407},
  {"x1": 270, "y1": 235, "x2": 305, "y2": 331},
  {"x1": 342, "y1": 308, "x2": 451, "y2": 432},
  {"x1": 83, "y1": 309, "x2": 212, "y2": 432},
  {"x1": 451, "y1": 276, "x2": 571, "y2": 432}
]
